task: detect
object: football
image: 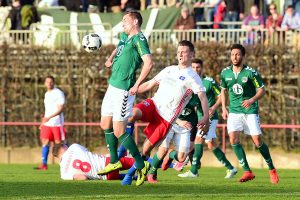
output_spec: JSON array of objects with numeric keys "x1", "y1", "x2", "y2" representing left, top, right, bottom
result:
[{"x1": 82, "y1": 33, "x2": 102, "y2": 53}]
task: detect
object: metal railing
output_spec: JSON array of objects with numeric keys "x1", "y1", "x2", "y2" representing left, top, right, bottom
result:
[{"x1": 1, "y1": 28, "x2": 300, "y2": 48}]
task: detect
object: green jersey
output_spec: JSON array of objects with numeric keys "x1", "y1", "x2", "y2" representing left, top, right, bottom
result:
[
  {"x1": 220, "y1": 64, "x2": 264, "y2": 114},
  {"x1": 109, "y1": 32, "x2": 151, "y2": 91},
  {"x1": 197, "y1": 75, "x2": 221, "y2": 120},
  {"x1": 178, "y1": 94, "x2": 200, "y2": 127}
]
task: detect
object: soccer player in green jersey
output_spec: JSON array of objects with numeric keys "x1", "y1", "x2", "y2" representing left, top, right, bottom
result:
[
  {"x1": 220, "y1": 44, "x2": 279, "y2": 184},
  {"x1": 178, "y1": 58, "x2": 237, "y2": 178},
  {"x1": 98, "y1": 10, "x2": 153, "y2": 186}
]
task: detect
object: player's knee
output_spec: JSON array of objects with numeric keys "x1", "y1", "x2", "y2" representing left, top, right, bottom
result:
[{"x1": 41, "y1": 139, "x2": 49, "y2": 145}]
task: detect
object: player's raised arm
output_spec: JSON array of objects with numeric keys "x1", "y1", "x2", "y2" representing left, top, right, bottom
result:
[{"x1": 129, "y1": 54, "x2": 153, "y2": 95}]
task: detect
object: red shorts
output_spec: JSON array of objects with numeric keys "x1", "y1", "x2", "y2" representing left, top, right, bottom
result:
[
  {"x1": 134, "y1": 98, "x2": 172, "y2": 145},
  {"x1": 105, "y1": 157, "x2": 135, "y2": 180},
  {"x1": 40, "y1": 125, "x2": 67, "y2": 142}
]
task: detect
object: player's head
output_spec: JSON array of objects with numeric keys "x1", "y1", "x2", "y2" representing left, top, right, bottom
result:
[
  {"x1": 285, "y1": 5, "x2": 295, "y2": 17},
  {"x1": 44, "y1": 75, "x2": 55, "y2": 91},
  {"x1": 250, "y1": 4, "x2": 259, "y2": 16},
  {"x1": 177, "y1": 40, "x2": 195, "y2": 66},
  {"x1": 192, "y1": 58, "x2": 203, "y2": 76},
  {"x1": 52, "y1": 143, "x2": 68, "y2": 158},
  {"x1": 230, "y1": 44, "x2": 245, "y2": 67},
  {"x1": 122, "y1": 10, "x2": 143, "y2": 34}
]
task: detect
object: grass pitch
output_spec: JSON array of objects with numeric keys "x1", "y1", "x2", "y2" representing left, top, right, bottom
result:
[{"x1": 0, "y1": 164, "x2": 299, "y2": 200}]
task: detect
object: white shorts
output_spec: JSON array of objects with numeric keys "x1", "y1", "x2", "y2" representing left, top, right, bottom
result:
[
  {"x1": 227, "y1": 113, "x2": 262, "y2": 135},
  {"x1": 160, "y1": 124, "x2": 190, "y2": 153},
  {"x1": 101, "y1": 84, "x2": 135, "y2": 121},
  {"x1": 201, "y1": 119, "x2": 218, "y2": 142}
]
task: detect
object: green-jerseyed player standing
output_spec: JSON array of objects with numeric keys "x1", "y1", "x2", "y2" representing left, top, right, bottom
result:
[
  {"x1": 220, "y1": 44, "x2": 279, "y2": 184},
  {"x1": 98, "y1": 10, "x2": 153, "y2": 186},
  {"x1": 178, "y1": 58, "x2": 237, "y2": 178}
]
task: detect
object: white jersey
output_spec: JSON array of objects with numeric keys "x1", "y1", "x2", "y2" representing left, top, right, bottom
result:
[
  {"x1": 60, "y1": 144, "x2": 107, "y2": 180},
  {"x1": 152, "y1": 65, "x2": 205, "y2": 123},
  {"x1": 44, "y1": 87, "x2": 65, "y2": 127}
]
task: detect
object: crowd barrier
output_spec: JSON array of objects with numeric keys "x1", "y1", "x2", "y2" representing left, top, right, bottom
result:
[
  {"x1": 1, "y1": 28, "x2": 300, "y2": 48},
  {"x1": 1, "y1": 121, "x2": 300, "y2": 152}
]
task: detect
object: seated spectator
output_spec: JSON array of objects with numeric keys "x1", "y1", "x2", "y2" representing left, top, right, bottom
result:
[
  {"x1": 281, "y1": 5, "x2": 300, "y2": 31},
  {"x1": 242, "y1": 4, "x2": 264, "y2": 31},
  {"x1": 174, "y1": 5, "x2": 196, "y2": 30},
  {"x1": 38, "y1": 0, "x2": 59, "y2": 7},
  {"x1": 266, "y1": 2, "x2": 283, "y2": 35}
]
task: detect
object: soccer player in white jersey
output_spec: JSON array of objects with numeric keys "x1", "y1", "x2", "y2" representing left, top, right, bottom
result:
[
  {"x1": 53, "y1": 143, "x2": 134, "y2": 180},
  {"x1": 121, "y1": 40, "x2": 210, "y2": 185},
  {"x1": 35, "y1": 75, "x2": 66, "y2": 170}
]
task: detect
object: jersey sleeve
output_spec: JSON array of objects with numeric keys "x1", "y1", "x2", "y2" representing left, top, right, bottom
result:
[
  {"x1": 190, "y1": 75, "x2": 206, "y2": 94},
  {"x1": 134, "y1": 33, "x2": 151, "y2": 57},
  {"x1": 220, "y1": 71, "x2": 227, "y2": 89},
  {"x1": 153, "y1": 67, "x2": 168, "y2": 83},
  {"x1": 211, "y1": 78, "x2": 221, "y2": 96},
  {"x1": 250, "y1": 69, "x2": 264, "y2": 89},
  {"x1": 56, "y1": 89, "x2": 65, "y2": 105}
]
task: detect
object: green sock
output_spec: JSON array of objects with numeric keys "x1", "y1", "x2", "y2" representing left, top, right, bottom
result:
[
  {"x1": 169, "y1": 150, "x2": 178, "y2": 161},
  {"x1": 190, "y1": 144, "x2": 203, "y2": 175},
  {"x1": 258, "y1": 143, "x2": 275, "y2": 170},
  {"x1": 104, "y1": 129, "x2": 118, "y2": 164},
  {"x1": 212, "y1": 147, "x2": 234, "y2": 170},
  {"x1": 118, "y1": 132, "x2": 144, "y2": 170},
  {"x1": 149, "y1": 153, "x2": 163, "y2": 175},
  {"x1": 231, "y1": 143, "x2": 251, "y2": 171}
]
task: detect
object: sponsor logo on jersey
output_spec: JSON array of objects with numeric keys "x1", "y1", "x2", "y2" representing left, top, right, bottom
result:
[
  {"x1": 241, "y1": 77, "x2": 248, "y2": 83},
  {"x1": 116, "y1": 45, "x2": 124, "y2": 56},
  {"x1": 142, "y1": 100, "x2": 150, "y2": 106},
  {"x1": 232, "y1": 83, "x2": 243, "y2": 95},
  {"x1": 179, "y1": 76, "x2": 185, "y2": 80},
  {"x1": 181, "y1": 108, "x2": 191, "y2": 116}
]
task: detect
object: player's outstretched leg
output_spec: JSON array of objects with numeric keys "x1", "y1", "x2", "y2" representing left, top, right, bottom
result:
[
  {"x1": 178, "y1": 144, "x2": 202, "y2": 178},
  {"x1": 232, "y1": 143, "x2": 255, "y2": 182},
  {"x1": 98, "y1": 129, "x2": 122, "y2": 175},
  {"x1": 118, "y1": 122, "x2": 135, "y2": 159},
  {"x1": 258, "y1": 143, "x2": 279, "y2": 184},
  {"x1": 212, "y1": 147, "x2": 237, "y2": 178}
]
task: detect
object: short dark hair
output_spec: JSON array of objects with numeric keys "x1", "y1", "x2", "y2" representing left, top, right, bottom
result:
[
  {"x1": 178, "y1": 40, "x2": 195, "y2": 53},
  {"x1": 286, "y1": 5, "x2": 294, "y2": 10},
  {"x1": 52, "y1": 143, "x2": 63, "y2": 157},
  {"x1": 125, "y1": 10, "x2": 143, "y2": 27},
  {"x1": 231, "y1": 44, "x2": 246, "y2": 56},
  {"x1": 45, "y1": 75, "x2": 55, "y2": 82},
  {"x1": 192, "y1": 58, "x2": 203, "y2": 67}
]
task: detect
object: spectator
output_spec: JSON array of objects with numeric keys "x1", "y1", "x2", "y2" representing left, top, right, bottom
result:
[
  {"x1": 81, "y1": 0, "x2": 89, "y2": 12},
  {"x1": 281, "y1": 5, "x2": 300, "y2": 30},
  {"x1": 88, "y1": 0, "x2": 101, "y2": 13},
  {"x1": 38, "y1": 0, "x2": 59, "y2": 7},
  {"x1": 242, "y1": 4, "x2": 264, "y2": 44},
  {"x1": 242, "y1": 4, "x2": 264, "y2": 32},
  {"x1": 174, "y1": 5, "x2": 196, "y2": 30},
  {"x1": 213, "y1": 0, "x2": 226, "y2": 29},
  {"x1": 9, "y1": 0, "x2": 22, "y2": 30},
  {"x1": 204, "y1": 0, "x2": 220, "y2": 28},
  {"x1": 0, "y1": 0, "x2": 8, "y2": 6},
  {"x1": 60, "y1": 0, "x2": 81, "y2": 12},
  {"x1": 108, "y1": 0, "x2": 121, "y2": 12},
  {"x1": 266, "y1": 2, "x2": 283, "y2": 35},
  {"x1": 121, "y1": 0, "x2": 141, "y2": 11},
  {"x1": 224, "y1": 0, "x2": 244, "y2": 29}
]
